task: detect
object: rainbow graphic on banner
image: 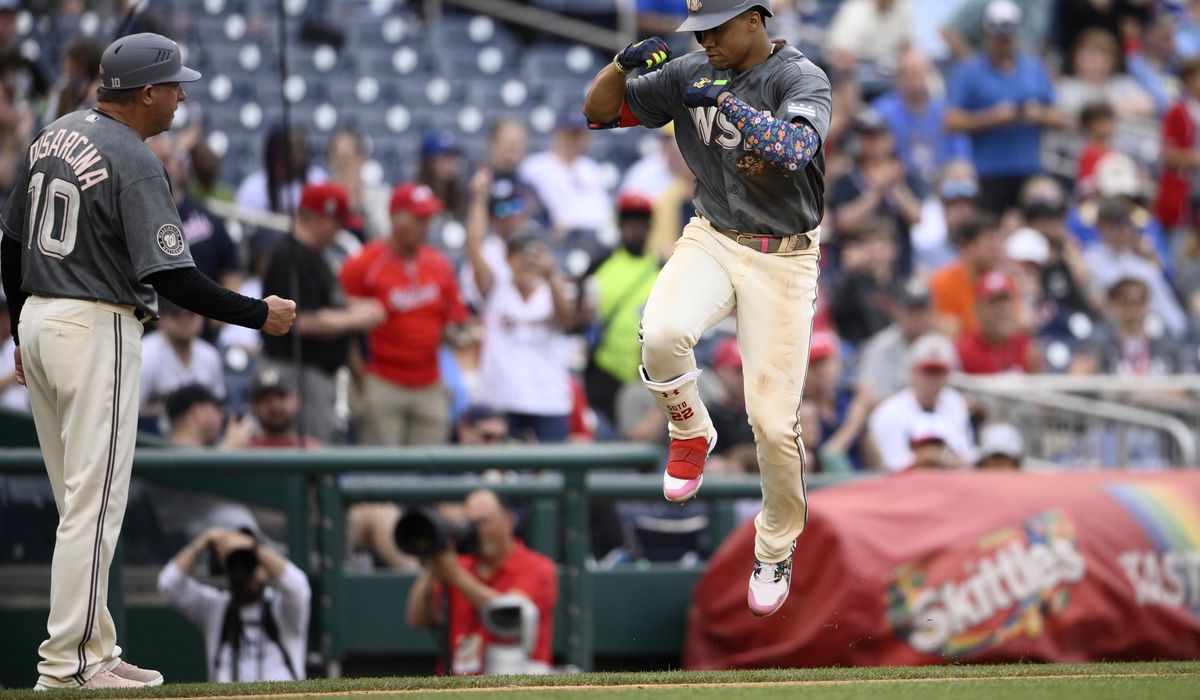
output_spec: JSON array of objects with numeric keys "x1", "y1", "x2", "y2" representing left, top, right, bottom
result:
[
  {"x1": 1105, "y1": 483, "x2": 1200, "y2": 553},
  {"x1": 1105, "y1": 482, "x2": 1200, "y2": 615}
]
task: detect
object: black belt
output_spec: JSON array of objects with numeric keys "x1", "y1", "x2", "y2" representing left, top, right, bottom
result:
[{"x1": 701, "y1": 216, "x2": 815, "y2": 254}]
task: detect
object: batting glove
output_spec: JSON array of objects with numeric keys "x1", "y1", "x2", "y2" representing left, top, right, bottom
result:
[
  {"x1": 683, "y1": 77, "x2": 730, "y2": 109},
  {"x1": 614, "y1": 37, "x2": 671, "y2": 74}
]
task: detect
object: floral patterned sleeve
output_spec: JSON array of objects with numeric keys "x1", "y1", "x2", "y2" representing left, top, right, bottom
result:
[{"x1": 718, "y1": 95, "x2": 821, "y2": 172}]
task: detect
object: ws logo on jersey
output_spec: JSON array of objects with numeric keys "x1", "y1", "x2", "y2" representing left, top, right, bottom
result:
[{"x1": 688, "y1": 102, "x2": 771, "y2": 151}]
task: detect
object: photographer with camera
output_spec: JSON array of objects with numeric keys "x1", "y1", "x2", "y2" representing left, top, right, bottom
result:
[
  {"x1": 157, "y1": 527, "x2": 311, "y2": 682},
  {"x1": 403, "y1": 490, "x2": 557, "y2": 675}
]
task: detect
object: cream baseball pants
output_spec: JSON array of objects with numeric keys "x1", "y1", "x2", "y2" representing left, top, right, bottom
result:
[
  {"x1": 640, "y1": 218, "x2": 820, "y2": 564},
  {"x1": 19, "y1": 296, "x2": 143, "y2": 687}
]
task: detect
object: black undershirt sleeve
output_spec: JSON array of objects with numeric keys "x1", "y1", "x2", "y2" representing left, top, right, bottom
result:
[
  {"x1": 147, "y1": 266, "x2": 269, "y2": 329},
  {"x1": 2, "y1": 234, "x2": 26, "y2": 345}
]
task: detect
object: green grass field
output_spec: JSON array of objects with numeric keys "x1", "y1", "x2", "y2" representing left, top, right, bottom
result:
[{"x1": 3, "y1": 662, "x2": 1197, "y2": 700}]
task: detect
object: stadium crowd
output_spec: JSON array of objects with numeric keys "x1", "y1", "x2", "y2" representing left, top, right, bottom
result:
[
  {"x1": 3, "y1": 0, "x2": 1200, "y2": 681},
  {"x1": 3, "y1": 1, "x2": 1200, "y2": 484},
  {"x1": 2, "y1": 0, "x2": 1200, "y2": 473}
]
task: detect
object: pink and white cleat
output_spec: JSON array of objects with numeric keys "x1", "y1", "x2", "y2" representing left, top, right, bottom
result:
[
  {"x1": 747, "y1": 546, "x2": 795, "y2": 617},
  {"x1": 110, "y1": 660, "x2": 163, "y2": 687},
  {"x1": 662, "y1": 434, "x2": 716, "y2": 503}
]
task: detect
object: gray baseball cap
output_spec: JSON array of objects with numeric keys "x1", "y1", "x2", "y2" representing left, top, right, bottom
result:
[
  {"x1": 99, "y1": 33, "x2": 201, "y2": 90},
  {"x1": 676, "y1": 0, "x2": 773, "y2": 33}
]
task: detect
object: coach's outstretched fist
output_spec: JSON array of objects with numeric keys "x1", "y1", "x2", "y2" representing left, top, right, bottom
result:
[{"x1": 262, "y1": 295, "x2": 297, "y2": 335}]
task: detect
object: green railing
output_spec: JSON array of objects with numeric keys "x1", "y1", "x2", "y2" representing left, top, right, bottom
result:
[{"x1": 0, "y1": 446, "x2": 860, "y2": 673}]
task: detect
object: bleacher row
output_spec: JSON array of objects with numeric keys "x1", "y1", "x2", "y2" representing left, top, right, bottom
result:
[
  {"x1": 14, "y1": 1, "x2": 676, "y2": 188},
  {"x1": 16, "y1": 0, "x2": 857, "y2": 188}
]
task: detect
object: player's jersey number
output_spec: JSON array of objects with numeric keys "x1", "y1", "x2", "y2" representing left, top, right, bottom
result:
[{"x1": 26, "y1": 172, "x2": 81, "y2": 259}]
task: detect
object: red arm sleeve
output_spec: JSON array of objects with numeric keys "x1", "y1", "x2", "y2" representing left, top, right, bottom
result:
[{"x1": 587, "y1": 102, "x2": 642, "y2": 130}]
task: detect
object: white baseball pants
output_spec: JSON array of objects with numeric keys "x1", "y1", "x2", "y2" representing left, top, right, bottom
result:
[
  {"x1": 19, "y1": 296, "x2": 143, "y2": 687},
  {"x1": 640, "y1": 217, "x2": 820, "y2": 564}
]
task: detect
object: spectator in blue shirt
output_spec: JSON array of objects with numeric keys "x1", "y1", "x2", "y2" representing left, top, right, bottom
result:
[
  {"x1": 1125, "y1": 14, "x2": 1180, "y2": 116},
  {"x1": 944, "y1": 0, "x2": 1068, "y2": 215},
  {"x1": 637, "y1": 0, "x2": 691, "y2": 53},
  {"x1": 873, "y1": 48, "x2": 971, "y2": 187}
]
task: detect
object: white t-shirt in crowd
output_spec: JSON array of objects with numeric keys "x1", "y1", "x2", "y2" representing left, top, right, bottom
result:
[
  {"x1": 827, "y1": 0, "x2": 913, "y2": 68},
  {"x1": 217, "y1": 278, "x2": 264, "y2": 353},
  {"x1": 157, "y1": 560, "x2": 310, "y2": 683},
  {"x1": 868, "y1": 386, "x2": 976, "y2": 471},
  {"x1": 234, "y1": 166, "x2": 328, "y2": 216},
  {"x1": 620, "y1": 152, "x2": 670, "y2": 201},
  {"x1": 479, "y1": 279, "x2": 572, "y2": 416},
  {"x1": 140, "y1": 333, "x2": 226, "y2": 410},
  {"x1": 518, "y1": 151, "x2": 612, "y2": 233},
  {"x1": 460, "y1": 234, "x2": 511, "y2": 309}
]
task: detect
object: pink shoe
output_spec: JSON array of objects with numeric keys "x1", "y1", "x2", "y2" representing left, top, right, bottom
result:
[
  {"x1": 110, "y1": 660, "x2": 163, "y2": 687},
  {"x1": 33, "y1": 668, "x2": 147, "y2": 690},
  {"x1": 662, "y1": 435, "x2": 715, "y2": 503},
  {"x1": 747, "y1": 547, "x2": 795, "y2": 617}
]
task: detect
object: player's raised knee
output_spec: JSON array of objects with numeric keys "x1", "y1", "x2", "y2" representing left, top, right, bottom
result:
[{"x1": 639, "y1": 323, "x2": 696, "y2": 377}]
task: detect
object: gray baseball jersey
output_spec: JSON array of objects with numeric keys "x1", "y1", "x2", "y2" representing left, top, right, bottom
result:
[
  {"x1": 623, "y1": 44, "x2": 831, "y2": 235},
  {"x1": 0, "y1": 109, "x2": 194, "y2": 318}
]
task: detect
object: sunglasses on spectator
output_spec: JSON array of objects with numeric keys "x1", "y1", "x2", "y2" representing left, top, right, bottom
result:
[
  {"x1": 1022, "y1": 201, "x2": 1067, "y2": 220},
  {"x1": 939, "y1": 180, "x2": 978, "y2": 200}
]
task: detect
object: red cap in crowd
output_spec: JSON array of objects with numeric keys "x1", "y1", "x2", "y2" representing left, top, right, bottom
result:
[
  {"x1": 299, "y1": 183, "x2": 356, "y2": 227},
  {"x1": 975, "y1": 270, "x2": 1016, "y2": 301},
  {"x1": 809, "y1": 329, "x2": 839, "y2": 363},
  {"x1": 617, "y1": 192, "x2": 654, "y2": 216},
  {"x1": 390, "y1": 182, "x2": 444, "y2": 217},
  {"x1": 713, "y1": 336, "x2": 742, "y2": 371}
]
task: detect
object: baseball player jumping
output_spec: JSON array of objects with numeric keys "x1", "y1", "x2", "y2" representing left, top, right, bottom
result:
[
  {"x1": 584, "y1": 0, "x2": 830, "y2": 616},
  {"x1": 1, "y1": 34, "x2": 295, "y2": 688}
]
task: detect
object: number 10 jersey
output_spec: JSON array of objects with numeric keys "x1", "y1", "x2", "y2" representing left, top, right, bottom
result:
[{"x1": 1, "y1": 108, "x2": 195, "y2": 319}]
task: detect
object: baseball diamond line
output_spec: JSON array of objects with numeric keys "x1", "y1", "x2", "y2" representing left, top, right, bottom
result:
[
  {"x1": 74, "y1": 313, "x2": 123, "y2": 685},
  {"x1": 148, "y1": 672, "x2": 1185, "y2": 700}
]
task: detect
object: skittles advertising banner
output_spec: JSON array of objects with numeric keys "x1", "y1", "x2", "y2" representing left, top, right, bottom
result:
[{"x1": 684, "y1": 471, "x2": 1200, "y2": 669}]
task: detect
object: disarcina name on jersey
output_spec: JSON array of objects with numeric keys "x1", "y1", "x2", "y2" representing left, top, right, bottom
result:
[{"x1": 27, "y1": 128, "x2": 110, "y2": 191}]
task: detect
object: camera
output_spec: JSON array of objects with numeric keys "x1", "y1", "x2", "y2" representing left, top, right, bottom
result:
[
  {"x1": 394, "y1": 508, "x2": 479, "y2": 557},
  {"x1": 208, "y1": 529, "x2": 262, "y2": 602}
]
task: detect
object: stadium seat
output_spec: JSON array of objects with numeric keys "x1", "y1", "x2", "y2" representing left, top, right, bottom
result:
[{"x1": 529, "y1": 0, "x2": 618, "y2": 17}]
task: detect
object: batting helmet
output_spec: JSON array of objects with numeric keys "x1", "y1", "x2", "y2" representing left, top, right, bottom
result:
[
  {"x1": 676, "y1": 0, "x2": 774, "y2": 33},
  {"x1": 98, "y1": 33, "x2": 201, "y2": 90}
]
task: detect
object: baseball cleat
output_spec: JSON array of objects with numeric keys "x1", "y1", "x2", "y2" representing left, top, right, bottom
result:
[
  {"x1": 747, "y1": 545, "x2": 795, "y2": 617},
  {"x1": 662, "y1": 434, "x2": 716, "y2": 504},
  {"x1": 34, "y1": 668, "x2": 147, "y2": 690},
  {"x1": 110, "y1": 660, "x2": 163, "y2": 686}
]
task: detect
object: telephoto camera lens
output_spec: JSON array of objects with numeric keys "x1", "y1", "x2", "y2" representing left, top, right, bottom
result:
[{"x1": 395, "y1": 508, "x2": 479, "y2": 557}]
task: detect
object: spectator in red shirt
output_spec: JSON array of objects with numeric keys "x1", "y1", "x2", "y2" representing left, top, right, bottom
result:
[
  {"x1": 340, "y1": 183, "x2": 471, "y2": 446},
  {"x1": 1075, "y1": 100, "x2": 1115, "y2": 198},
  {"x1": 1154, "y1": 56, "x2": 1200, "y2": 231},
  {"x1": 406, "y1": 490, "x2": 558, "y2": 676},
  {"x1": 956, "y1": 271, "x2": 1042, "y2": 374}
]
